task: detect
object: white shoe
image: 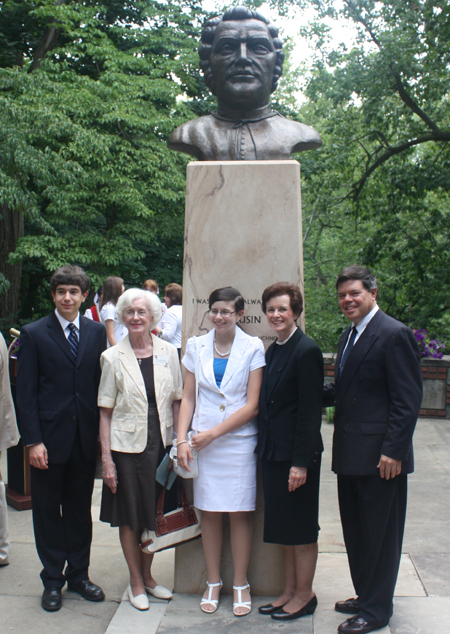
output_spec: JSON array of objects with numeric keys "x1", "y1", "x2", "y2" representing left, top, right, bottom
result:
[
  {"x1": 128, "y1": 585, "x2": 149, "y2": 610},
  {"x1": 144, "y1": 584, "x2": 172, "y2": 600},
  {"x1": 200, "y1": 580, "x2": 223, "y2": 614},
  {"x1": 233, "y1": 583, "x2": 251, "y2": 617}
]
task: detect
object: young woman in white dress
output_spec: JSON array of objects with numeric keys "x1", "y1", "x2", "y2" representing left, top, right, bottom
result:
[
  {"x1": 100, "y1": 276, "x2": 125, "y2": 347},
  {"x1": 177, "y1": 287, "x2": 265, "y2": 617}
]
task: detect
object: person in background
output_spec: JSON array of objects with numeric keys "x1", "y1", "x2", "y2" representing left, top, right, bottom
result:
[
  {"x1": 101, "y1": 277, "x2": 125, "y2": 347},
  {"x1": 0, "y1": 332, "x2": 20, "y2": 567},
  {"x1": 256, "y1": 282, "x2": 323, "y2": 621},
  {"x1": 154, "y1": 283, "x2": 182, "y2": 355},
  {"x1": 98, "y1": 289, "x2": 182, "y2": 611},
  {"x1": 85, "y1": 286, "x2": 103, "y2": 322},
  {"x1": 17, "y1": 265, "x2": 106, "y2": 612},
  {"x1": 142, "y1": 279, "x2": 166, "y2": 329},
  {"x1": 142, "y1": 279, "x2": 158, "y2": 293},
  {"x1": 177, "y1": 287, "x2": 265, "y2": 617}
]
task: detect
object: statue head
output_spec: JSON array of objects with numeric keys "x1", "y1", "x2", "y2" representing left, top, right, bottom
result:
[{"x1": 199, "y1": 6, "x2": 284, "y2": 110}]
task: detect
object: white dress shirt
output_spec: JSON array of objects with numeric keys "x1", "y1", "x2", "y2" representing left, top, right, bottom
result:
[
  {"x1": 342, "y1": 304, "x2": 379, "y2": 356},
  {"x1": 55, "y1": 309, "x2": 80, "y2": 340}
]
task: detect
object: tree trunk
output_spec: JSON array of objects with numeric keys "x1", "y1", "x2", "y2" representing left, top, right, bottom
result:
[{"x1": 0, "y1": 204, "x2": 23, "y2": 321}]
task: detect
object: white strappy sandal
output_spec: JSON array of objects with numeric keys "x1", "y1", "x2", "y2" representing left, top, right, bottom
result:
[
  {"x1": 200, "y1": 580, "x2": 223, "y2": 614},
  {"x1": 233, "y1": 583, "x2": 251, "y2": 616}
]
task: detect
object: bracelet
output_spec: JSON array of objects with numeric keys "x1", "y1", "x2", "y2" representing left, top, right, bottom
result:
[{"x1": 177, "y1": 439, "x2": 188, "y2": 446}]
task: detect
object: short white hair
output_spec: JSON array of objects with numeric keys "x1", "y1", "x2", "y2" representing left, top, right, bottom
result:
[{"x1": 116, "y1": 288, "x2": 162, "y2": 325}]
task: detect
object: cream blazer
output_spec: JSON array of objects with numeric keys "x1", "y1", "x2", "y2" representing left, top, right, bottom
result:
[
  {"x1": 182, "y1": 327, "x2": 265, "y2": 437},
  {"x1": 0, "y1": 333, "x2": 19, "y2": 451},
  {"x1": 98, "y1": 334, "x2": 183, "y2": 453}
]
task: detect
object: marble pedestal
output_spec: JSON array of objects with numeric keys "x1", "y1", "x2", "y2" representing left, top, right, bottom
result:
[
  {"x1": 182, "y1": 160, "x2": 305, "y2": 347},
  {"x1": 175, "y1": 160, "x2": 304, "y2": 596}
]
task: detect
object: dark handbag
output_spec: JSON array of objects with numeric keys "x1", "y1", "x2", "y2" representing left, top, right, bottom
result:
[{"x1": 140, "y1": 482, "x2": 202, "y2": 554}]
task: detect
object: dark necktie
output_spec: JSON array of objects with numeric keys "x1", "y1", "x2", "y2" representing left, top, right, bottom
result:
[
  {"x1": 339, "y1": 326, "x2": 357, "y2": 376},
  {"x1": 68, "y1": 323, "x2": 79, "y2": 358}
]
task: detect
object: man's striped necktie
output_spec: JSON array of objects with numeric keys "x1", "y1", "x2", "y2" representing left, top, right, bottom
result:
[{"x1": 68, "y1": 323, "x2": 79, "y2": 358}]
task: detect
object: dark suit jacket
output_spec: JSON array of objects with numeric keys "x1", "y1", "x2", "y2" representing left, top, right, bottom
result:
[
  {"x1": 256, "y1": 328, "x2": 324, "y2": 468},
  {"x1": 17, "y1": 312, "x2": 106, "y2": 464},
  {"x1": 324, "y1": 309, "x2": 422, "y2": 476}
]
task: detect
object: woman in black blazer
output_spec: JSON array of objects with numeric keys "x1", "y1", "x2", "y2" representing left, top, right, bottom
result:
[{"x1": 256, "y1": 283, "x2": 324, "y2": 621}]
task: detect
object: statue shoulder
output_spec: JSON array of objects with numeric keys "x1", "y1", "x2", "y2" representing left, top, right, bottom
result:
[
  {"x1": 278, "y1": 117, "x2": 322, "y2": 152},
  {"x1": 273, "y1": 115, "x2": 322, "y2": 153},
  {"x1": 168, "y1": 116, "x2": 216, "y2": 160}
]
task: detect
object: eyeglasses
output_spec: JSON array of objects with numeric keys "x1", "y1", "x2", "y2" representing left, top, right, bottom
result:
[
  {"x1": 209, "y1": 309, "x2": 236, "y2": 317},
  {"x1": 124, "y1": 309, "x2": 149, "y2": 318}
]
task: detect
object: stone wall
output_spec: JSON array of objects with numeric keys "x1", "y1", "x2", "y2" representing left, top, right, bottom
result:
[{"x1": 323, "y1": 353, "x2": 450, "y2": 420}]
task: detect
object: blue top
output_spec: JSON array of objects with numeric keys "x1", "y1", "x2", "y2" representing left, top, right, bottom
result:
[{"x1": 213, "y1": 358, "x2": 228, "y2": 388}]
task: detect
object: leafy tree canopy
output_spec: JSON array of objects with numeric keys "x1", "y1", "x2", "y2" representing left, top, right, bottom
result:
[
  {"x1": 0, "y1": 0, "x2": 210, "y2": 323},
  {"x1": 257, "y1": 0, "x2": 450, "y2": 349}
]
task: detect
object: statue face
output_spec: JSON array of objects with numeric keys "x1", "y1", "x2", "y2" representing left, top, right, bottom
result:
[{"x1": 209, "y1": 19, "x2": 277, "y2": 110}]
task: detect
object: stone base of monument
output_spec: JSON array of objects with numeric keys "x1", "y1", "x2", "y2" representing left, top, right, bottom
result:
[
  {"x1": 174, "y1": 464, "x2": 284, "y2": 596},
  {"x1": 175, "y1": 160, "x2": 304, "y2": 595}
]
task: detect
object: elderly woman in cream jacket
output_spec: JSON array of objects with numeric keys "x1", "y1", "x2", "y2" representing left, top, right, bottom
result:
[{"x1": 98, "y1": 289, "x2": 182, "y2": 611}]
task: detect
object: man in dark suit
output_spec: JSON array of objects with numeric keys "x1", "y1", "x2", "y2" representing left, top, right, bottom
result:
[
  {"x1": 17, "y1": 265, "x2": 107, "y2": 611},
  {"x1": 324, "y1": 265, "x2": 422, "y2": 634}
]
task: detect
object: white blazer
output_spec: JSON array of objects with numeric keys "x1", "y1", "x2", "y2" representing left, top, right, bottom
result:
[
  {"x1": 182, "y1": 327, "x2": 265, "y2": 437},
  {"x1": 98, "y1": 334, "x2": 183, "y2": 452},
  {"x1": 0, "y1": 333, "x2": 19, "y2": 452}
]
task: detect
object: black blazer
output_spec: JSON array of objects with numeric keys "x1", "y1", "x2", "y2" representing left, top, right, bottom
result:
[
  {"x1": 256, "y1": 328, "x2": 324, "y2": 468},
  {"x1": 324, "y1": 309, "x2": 422, "y2": 476},
  {"x1": 17, "y1": 312, "x2": 106, "y2": 463}
]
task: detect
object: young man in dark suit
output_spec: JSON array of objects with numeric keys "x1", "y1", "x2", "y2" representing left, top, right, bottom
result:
[
  {"x1": 324, "y1": 265, "x2": 422, "y2": 634},
  {"x1": 17, "y1": 266, "x2": 107, "y2": 611}
]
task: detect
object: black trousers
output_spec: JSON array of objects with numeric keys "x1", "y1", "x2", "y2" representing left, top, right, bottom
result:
[
  {"x1": 337, "y1": 474, "x2": 407, "y2": 625},
  {"x1": 30, "y1": 429, "x2": 97, "y2": 588}
]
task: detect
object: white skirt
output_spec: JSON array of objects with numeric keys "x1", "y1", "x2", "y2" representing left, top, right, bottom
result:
[{"x1": 193, "y1": 432, "x2": 257, "y2": 512}]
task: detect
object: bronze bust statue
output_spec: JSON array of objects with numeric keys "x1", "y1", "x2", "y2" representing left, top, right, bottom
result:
[{"x1": 168, "y1": 6, "x2": 322, "y2": 161}]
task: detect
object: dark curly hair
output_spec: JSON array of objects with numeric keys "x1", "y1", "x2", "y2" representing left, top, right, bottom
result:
[
  {"x1": 50, "y1": 265, "x2": 90, "y2": 294},
  {"x1": 199, "y1": 6, "x2": 284, "y2": 96}
]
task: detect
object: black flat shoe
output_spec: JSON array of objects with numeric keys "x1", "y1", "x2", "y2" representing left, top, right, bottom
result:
[
  {"x1": 67, "y1": 579, "x2": 105, "y2": 601},
  {"x1": 258, "y1": 602, "x2": 287, "y2": 615},
  {"x1": 271, "y1": 595, "x2": 317, "y2": 620},
  {"x1": 41, "y1": 587, "x2": 62, "y2": 612}
]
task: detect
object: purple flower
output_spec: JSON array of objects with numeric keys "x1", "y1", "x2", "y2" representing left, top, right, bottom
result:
[{"x1": 413, "y1": 328, "x2": 446, "y2": 358}]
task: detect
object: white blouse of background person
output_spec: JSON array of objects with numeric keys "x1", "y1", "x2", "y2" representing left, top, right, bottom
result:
[
  {"x1": 160, "y1": 304, "x2": 182, "y2": 349},
  {"x1": 101, "y1": 302, "x2": 125, "y2": 348},
  {"x1": 182, "y1": 327, "x2": 265, "y2": 436}
]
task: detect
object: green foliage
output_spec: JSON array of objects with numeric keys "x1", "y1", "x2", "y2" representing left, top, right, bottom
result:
[
  {"x1": 266, "y1": 0, "x2": 450, "y2": 349},
  {"x1": 0, "y1": 0, "x2": 209, "y2": 321}
]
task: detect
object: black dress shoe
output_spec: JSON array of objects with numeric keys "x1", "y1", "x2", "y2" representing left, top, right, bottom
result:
[
  {"x1": 271, "y1": 595, "x2": 317, "y2": 620},
  {"x1": 335, "y1": 597, "x2": 360, "y2": 614},
  {"x1": 42, "y1": 587, "x2": 62, "y2": 612},
  {"x1": 258, "y1": 602, "x2": 287, "y2": 615},
  {"x1": 67, "y1": 579, "x2": 105, "y2": 601},
  {"x1": 338, "y1": 616, "x2": 389, "y2": 634}
]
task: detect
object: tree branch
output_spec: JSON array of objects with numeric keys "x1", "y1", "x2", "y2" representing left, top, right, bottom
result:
[
  {"x1": 32, "y1": 0, "x2": 66, "y2": 70},
  {"x1": 351, "y1": 131, "x2": 450, "y2": 200},
  {"x1": 343, "y1": 0, "x2": 441, "y2": 134}
]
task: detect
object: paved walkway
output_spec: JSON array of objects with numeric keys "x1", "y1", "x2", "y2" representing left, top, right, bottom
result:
[{"x1": 1, "y1": 417, "x2": 449, "y2": 633}]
